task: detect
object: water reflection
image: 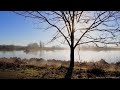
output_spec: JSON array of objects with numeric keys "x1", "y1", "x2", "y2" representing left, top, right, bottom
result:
[
  {"x1": 26, "y1": 50, "x2": 46, "y2": 58},
  {"x1": 0, "y1": 50, "x2": 120, "y2": 63}
]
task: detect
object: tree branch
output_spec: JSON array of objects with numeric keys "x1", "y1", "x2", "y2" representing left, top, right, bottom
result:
[{"x1": 36, "y1": 11, "x2": 71, "y2": 46}]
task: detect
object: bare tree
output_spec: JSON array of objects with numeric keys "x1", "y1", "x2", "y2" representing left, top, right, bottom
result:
[{"x1": 14, "y1": 11, "x2": 120, "y2": 78}]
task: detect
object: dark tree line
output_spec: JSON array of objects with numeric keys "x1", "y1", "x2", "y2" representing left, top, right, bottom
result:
[{"x1": 0, "y1": 45, "x2": 26, "y2": 51}]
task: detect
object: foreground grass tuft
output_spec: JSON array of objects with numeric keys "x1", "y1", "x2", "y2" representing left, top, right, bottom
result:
[{"x1": 87, "y1": 68, "x2": 105, "y2": 76}]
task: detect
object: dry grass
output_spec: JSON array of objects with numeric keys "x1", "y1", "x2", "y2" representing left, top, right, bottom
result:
[{"x1": 0, "y1": 57, "x2": 120, "y2": 79}]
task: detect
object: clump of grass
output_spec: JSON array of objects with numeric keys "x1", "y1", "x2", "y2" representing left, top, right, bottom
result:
[
  {"x1": 87, "y1": 68, "x2": 105, "y2": 76},
  {"x1": 20, "y1": 68, "x2": 40, "y2": 78},
  {"x1": 116, "y1": 61, "x2": 120, "y2": 65},
  {"x1": 97, "y1": 59, "x2": 108, "y2": 64},
  {"x1": 0, "y1": 61, "x2": 20, "y2": 70}
]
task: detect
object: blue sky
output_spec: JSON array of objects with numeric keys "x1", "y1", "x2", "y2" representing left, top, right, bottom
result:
[
  {"x1": 0, "y1": 11, "x2": 119, "y2": 48},
  {"x1": 0, "y1": 11, "x2": 55, "y2": 46}
]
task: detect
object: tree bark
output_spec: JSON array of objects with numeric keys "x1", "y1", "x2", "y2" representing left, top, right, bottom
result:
[
  {"x1": 64, "y1": 46, "x2": 74, "y2": 79},
  {"x1": 70, "y1": 46, "x2": 74, "y2": 67},
  {"x1": 64, "y1": 11, "x2": 75, "y2": 79}
]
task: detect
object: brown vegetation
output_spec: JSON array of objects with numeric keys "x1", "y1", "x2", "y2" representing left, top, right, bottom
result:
[{"x1": 0, "y1": 57, "x2": 120, "y2": 79}]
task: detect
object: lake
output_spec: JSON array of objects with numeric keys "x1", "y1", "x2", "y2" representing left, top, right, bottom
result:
[{"x1": 0, "y1": 50, "x2": 120, "y2": 63}]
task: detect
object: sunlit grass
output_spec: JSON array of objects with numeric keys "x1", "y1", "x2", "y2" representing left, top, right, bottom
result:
[{"x1": 0, "y1": 57, "x2": 120, "y2": 79}]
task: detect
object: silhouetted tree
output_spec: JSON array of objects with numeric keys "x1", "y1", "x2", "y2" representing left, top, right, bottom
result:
[{"x1": 15, "y1": 11, "x2": 120, "y2": 79}]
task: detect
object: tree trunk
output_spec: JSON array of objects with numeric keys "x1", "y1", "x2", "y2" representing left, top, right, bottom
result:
[
  {"x1": 70, "y1": 46, "x2": 74, "y2": 68},
  {"x1": 64, "y1": 47, "x2": 74, "y2": 79},
  {"x1": 64, "y1": 11, "x2": 75, "y2": 79}
]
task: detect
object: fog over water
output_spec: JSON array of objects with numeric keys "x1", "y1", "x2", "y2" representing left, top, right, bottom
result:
[{"x1": 0, "y1": 49, "x2": 120, "y2": 63}]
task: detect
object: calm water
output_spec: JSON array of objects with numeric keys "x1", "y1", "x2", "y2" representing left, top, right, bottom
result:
[{"x1": 0, "y1": 50, "x2": 120, "y2": 63}]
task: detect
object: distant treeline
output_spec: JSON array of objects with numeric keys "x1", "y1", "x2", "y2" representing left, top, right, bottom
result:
[
  {"x1": 0, "y1": 44, "x2": 66, "y2": 51},
  {"x1": 1, "y1": 44, "x2": 120, "y2": 51},
  {"x1": 0, "y1": 45, "x2": 26, "y2": 51}
]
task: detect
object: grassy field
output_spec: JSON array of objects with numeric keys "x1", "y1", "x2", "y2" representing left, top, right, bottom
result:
[{"x1": 0, "y1": 57, "x2": 120, "y2": 79}]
